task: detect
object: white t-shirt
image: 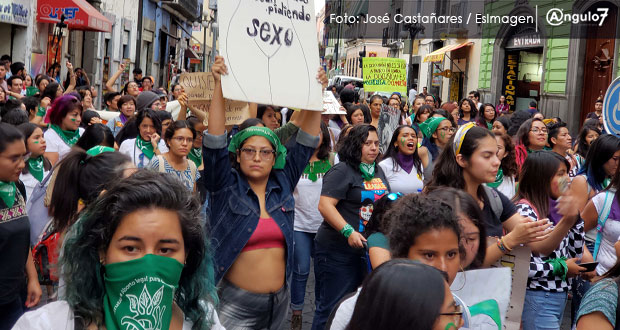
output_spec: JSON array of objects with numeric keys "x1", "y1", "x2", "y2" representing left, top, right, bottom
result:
[
  {"x1": 13, "y1": 300, "x2": 225, "y2": 330},
  {"x1": 378, "y1": 157, "x2": 424, "y2": 194},
  {"x1": 592, "y1": 191, "x2": 620, "y2": 275},
  {"x1": 293, "y1": 175, "x2": 324, "y2": 233},
  {"x1": 119, "y1": 137, "x2": 169, "y2": 168},
  {"x1": 493, "y1": 175, "x2": 516, "y2": 200},
  {"x1": 44, "y1": 127, "x2": 85, "y2": 162},
  {"x1": 20, "y1": 170, "x2": 50, "y2": 201}
]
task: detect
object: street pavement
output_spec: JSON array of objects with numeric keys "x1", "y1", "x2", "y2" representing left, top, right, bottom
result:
[{"x1": 282, "y1": 264, "x2": 316, "y2": 330}]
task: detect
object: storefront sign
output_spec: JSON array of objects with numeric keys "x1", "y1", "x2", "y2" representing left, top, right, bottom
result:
[
  {"x1": 362, "y1": 57, "x2": 407, "y2": 95},
  {"x1": 0, "y1": 0, "x2": 30, "y2": 26},
  {"x1": 501, "y1": 53, "x2": 519, "y2": 112},
  {"x1": 506, "y1": 32, "x2": 542, "y2": 49}
]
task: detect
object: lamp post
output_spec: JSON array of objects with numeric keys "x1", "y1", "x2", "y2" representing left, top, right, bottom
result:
[{"x1": 200, "y1": 9, "x2": 217, "y2": 72}]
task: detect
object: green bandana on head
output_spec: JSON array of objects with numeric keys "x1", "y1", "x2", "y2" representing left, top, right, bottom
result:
[
  {"x1": 359, "y1": 162, "x2": 376, "y2": 181},
  {"x1": 418, "y1": 117, "x2": 445, "y2": 138},
  {"x1": 103, "y1": 254, "x2": 183, "y2": 330},
  {"x1": 27, "y1": 156, "x2": 45, "y2": 182},
  {"x1": 188, "y1": 148, "x2": 202, "y2": 168},
  {"x1": 86, "y1": 146, "x2": 115, "y2": 156},
  {"x1": 50, "y1": 124, "x2": 80, "y2": 146},
  {"x1": 136, "y1": 135, "x2": 155, "y2": 160},
  {"x1": 228, "y1": 126, "x2": 287, "y2": 169},
  {"x1": 0, "y1": 181, "x2": 16, "y2": 207}
]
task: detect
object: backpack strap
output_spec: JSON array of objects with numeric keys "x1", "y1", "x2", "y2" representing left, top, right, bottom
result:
[
  {"x1": 483, "y1": 185, "x2": 503, "y2": 220},
  {"x1": 157, "y1": 155, "x2": 165, "y2": 173},
  {"x1": 594, "y1": 190, "x2": 615, "y2": 260}
]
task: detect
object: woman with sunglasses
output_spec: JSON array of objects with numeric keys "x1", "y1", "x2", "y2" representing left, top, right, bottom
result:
[
  {"x1": 203, "y1": 57, "x2": 322, "y2": 329},
  {"x1": 313, "y1": 123, "x2": 390, "y2": 330},
  {"x1": 0, "y1": 123, "x2": 41, "y2": 329},
  {"x1": 379, "y1": 125, "x2": 428, "y2": 194},
  {"x1": 514, "y1": 118, "x2": 548, "y2": 171}
]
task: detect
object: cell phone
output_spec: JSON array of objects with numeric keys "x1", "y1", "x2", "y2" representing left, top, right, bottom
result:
[{"x1": 578, "y1": 262, "x2": 599, "y2": 272}]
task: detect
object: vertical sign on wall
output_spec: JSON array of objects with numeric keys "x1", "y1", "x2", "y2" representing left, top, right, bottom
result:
[{"x1": 502, "y1": 52, "x2": 519, "y2": 112}]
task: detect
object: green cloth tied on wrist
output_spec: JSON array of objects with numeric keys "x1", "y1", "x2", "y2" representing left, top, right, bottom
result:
[
  {"x1": 228, "y1": 126, "x2": 287, "y2": 169},
  {"x1": 340, "y1": 223, "x2": 354, "y2": 238},
  {"x1": 544, "y1": 257, "x2": 568, "y2": 281},
  {"x1": 36, "y1": 105, "x2": 47, "y2": 117}
]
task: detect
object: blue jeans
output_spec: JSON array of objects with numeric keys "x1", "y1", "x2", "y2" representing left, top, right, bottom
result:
[
  {"x1": 311, "y1": 243, "x2": 366, "y2": 330},
  {"x1": 521, "y1": 289, "x2": 568, "y2": 330},
  {"x1": 291, "y1": 231, "x2": 316, "y2": 311}
]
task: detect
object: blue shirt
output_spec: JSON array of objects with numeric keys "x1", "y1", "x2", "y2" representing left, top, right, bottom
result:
[{"x1": 202, "y1": 129, "x2": 319, "y2": 284}]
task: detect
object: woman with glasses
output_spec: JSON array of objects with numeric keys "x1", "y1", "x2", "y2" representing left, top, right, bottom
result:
[
  {"x1": 147, "y1": 120, "x2": 199, "y2": 192},
  {"x1": 203, "y1": 57, "x2": 322, "y2": 330},
  {"x1": 514, "y1": 118, "x2": 548, "y2": 171},
  {"x1": 43, "y1": 95, "x2": 84, "y2": 165},
  {"x1": 419, "y1": 116, "x2": 456, "y2": 163},
  {"x1": 0, "y1": 123, "x2": 41, "y2": 329},
  {"x1": 313, "y1": 124, "x2": 390, "y2": 330},
  {"x1": 379, "y1": 125, "x2": 428, "y2": 194},
  {"x1": 118, "y1": 109, "x2": 168, "y2": 168}
]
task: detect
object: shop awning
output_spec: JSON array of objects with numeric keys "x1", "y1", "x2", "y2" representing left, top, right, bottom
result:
[
  {"x1": 423, "y1": 41, "x2": 474, "y2": 63},
  {"x1": 37, "y1": 0, "x2": 112, "y2": 33},
  {"x1": 185, "y1": 48, "x2": 200, "y2": 59}
]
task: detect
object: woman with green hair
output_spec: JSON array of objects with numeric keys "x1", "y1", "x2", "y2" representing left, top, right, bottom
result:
[
  {"x1": 203, "y1": 56, "x2": 323, "y2": 329},
  {"x1": 14, "y1": 170, "x2": 223, "y2": 330}
]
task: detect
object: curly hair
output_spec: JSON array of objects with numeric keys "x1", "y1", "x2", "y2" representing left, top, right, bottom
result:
[
  {"x1": 337, "y1": 124, "x2": 377, "y2": 168},
  {"x1": 497, "y1": 133, "x2": 518, "y2": 178},
  {"x1": 61, "y1": 170, "x2": 217, "y2": 329},
  {"x1": 386, "y1": 194, "x2": 461, "y2": 258}
]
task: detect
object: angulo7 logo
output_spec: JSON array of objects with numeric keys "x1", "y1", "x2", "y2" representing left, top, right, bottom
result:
[{"x1": 546, "y1": 7, "x2": 609, "y2": 27}]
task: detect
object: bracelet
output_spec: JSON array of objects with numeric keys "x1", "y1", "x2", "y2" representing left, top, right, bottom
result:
[
  {"x1": 501, "y1": 237, "x2": 513, "y2": 252},
  {"x1": 497, "y1": 237, "x2": 512, "y2": 253},
  {"x1": 340, "y1": 224, "x2": 354, "y2": 238}
]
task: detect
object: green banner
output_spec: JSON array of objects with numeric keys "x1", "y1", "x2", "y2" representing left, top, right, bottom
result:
[{"x1": 362, "y1": 57, "x2": 407, "y2": 95}]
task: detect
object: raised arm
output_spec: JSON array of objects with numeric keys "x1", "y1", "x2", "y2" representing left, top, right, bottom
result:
[
  {"x1": 105, "y1": 63, "x2": 125, "y2": 93},
  {"x1": 208, "y1": 56, "x2": 227, "y2": 135},
  {"x1": 298, "y1": 68, "x2": 328, "y2": 137},
  {"x1": 176, "y1": 92, "x2": 188, "y2": 121},
  {"x1": 63, "y1": 61, "x2": 76, "y2": 94}
]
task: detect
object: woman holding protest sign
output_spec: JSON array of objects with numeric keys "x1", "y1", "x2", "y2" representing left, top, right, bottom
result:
[{"x1": 203, "y1": 56, "x2": 323, "y2": 329}]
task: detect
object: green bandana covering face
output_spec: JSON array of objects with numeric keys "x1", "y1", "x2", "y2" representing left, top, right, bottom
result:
[
  {"x1": 418, "y1": 117, "x2": 445, "y2": 138},
  {"x1": 86, "y1": 146, "x2": 115, "y2": 156},
  {"x1": 136, "y1": 135, "x2": 155, "y2": 160},
  {"x1": 359, "y1": 162, "x2": 375, "y2": 181},
  {"x1": 0, "y1": 181, "x2": 16, "y2": 207},
  {"x1": 50, "y1": 124, "x2": 80, "y2": 146},
  {"x1": 188, "y1": 148, "x2": 202, "y2": 168},
  {"x1": 486, "y1": 168, "x2": 504, "y2": 188},
  {"x1": 27, "y1": 156, "x2": 45, "y2": 182},
  {"x1": 228, "y1": 126, "x2": 287, "y2": 169},
  {"x1": 103, "y1": 254, "x2": 184, "y2": 330}
]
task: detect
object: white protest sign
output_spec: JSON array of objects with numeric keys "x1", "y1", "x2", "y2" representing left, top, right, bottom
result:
[
  {"x1": 323, "y1": 91, "x2": 346, "y2": 114},
  {"x1": 218, "y1": 0, "x2": 323, "y2": 111}
]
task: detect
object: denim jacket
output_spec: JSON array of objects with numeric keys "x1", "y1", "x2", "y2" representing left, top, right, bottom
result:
[{"x1": 203, "y1": 129, "x2": 319, "y2": 285}]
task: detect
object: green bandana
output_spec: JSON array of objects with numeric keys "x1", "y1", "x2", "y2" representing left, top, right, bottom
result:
[
  {"x1": 50, "y1": 124, "x2": 80, "y2": 146},
  {"x1": 136, "y1": 135, "x2": 155, "y2": 160},
  {"x1": 188, "y1": 148, "x2": 202, "y2": 168},
  {"x1": 418, "y1": 117, "x2": 445, "y2": 138},
  {"x1": 228, "y1": 126, "x2": 287, "y2": 169},
  {"x1": 604, "y1": 178, "x2": 611, "y2": 189},
  {"x1": 103, "y1": 254, "x2": 183, "y2": 330},
  {"x1": 486, "y1": 168, "x2": 504, "y2": 188},
  {"x1": 27, "y1": 156, "x2": 45, "y2": 182},
  {"x1": 544, "y1": 257, "x2": 568, "y2": 281},
  {"x1": 86, "y1": 146, "x2": 115, "y2": 156},
  {"x1": 359, "y1": 162, "x2": 375, "y2": 181},
  {"x1": 303, "y1": 159, "x2": 332, "y2": 182},
  {"x1": 0, "y1": 181, "x2": 16, "y2": 207},
  {"x1": 486, "y1": 121, "x2": 493, "y2": 130}
]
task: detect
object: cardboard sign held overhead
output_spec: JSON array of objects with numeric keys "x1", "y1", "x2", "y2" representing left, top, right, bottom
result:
[
  {"x1": 323, "y1": 91, "x2": 346, "y2": 115},
  {"x1": 218, "y1": 0, "x2": 323, "y2": 111}
]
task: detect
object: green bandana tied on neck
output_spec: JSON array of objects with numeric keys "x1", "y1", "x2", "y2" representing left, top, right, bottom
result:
[
  {"x1": 0, "y1": 181, "x2": 16, "y2": 207},
  {"x1": 50, "y1": 124, "x2": 80, "y2": 146},
  {"x1": 304, "y1": 159, "x2": 331, "y2": 182},
  {"x1": 486, "y1": 168, "x2": 504, "y2": 188},
  {"x1": 27, "y1": 156, "x2": 45, "y2": 182},
  {"x1": 136, "y1": 135, "x2": 155, "y2": 160},
  {"x1": 188, "y1": 148, "x2": 202, "y2": 168},
  {"x1": 86, "y1": 146, "x2": 115, "y2": 156},
  {"x1": 103, "y1": 254, "x2": 183, "y2": 330},
  {"x1": 418, "y1": 117, "x2": 446, "y2": 138},
  {"x1": 359, "y1": 162, "x2": 375, "y2": 181},
  {"x1": 228, "y1": 126, "x2": 287, "y2": 169}
]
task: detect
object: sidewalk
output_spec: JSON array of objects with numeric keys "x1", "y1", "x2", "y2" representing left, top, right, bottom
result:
[{"x1": 282, "y1": 264, "x2": 316, "y2": 330}]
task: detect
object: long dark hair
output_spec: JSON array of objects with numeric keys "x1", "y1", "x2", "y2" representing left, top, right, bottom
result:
[
  {"x1": 515, "y1": 118, "x2": 544, "y2": 148},
  {"x1": 0, "y1": 122, "x2": 24, "y2": 153},
  {"x1": 135, "y1": 109, "x2": 162, "y2": 138},
  {"x1": 508, "y1": 110, "x2": 532, "y2": 136},
  {"x1": 345, "y1": 103, "x2": 371, "y2": 124},
  {"x1": 164, "y1": 120, "x2": 196, "y2": 149},
  {"x1": 427, "y1": 126, "x2": 495, "y2": 199},
  {"x1": 476, "y1": 103, "x2": 496, "y2": 127},
  {"x1": 413, "y1": 105, "x2": 432, "y2": 124},
  {"x1": 338, "y1": 124, "x2": 377, "y2": 169},
  {"x1": 16, "y1": 123, "x2": 53, "y2": 173},
  {"x1": 381, "y1": 125, "x2": 422, "y2": 175},
  {"x1": 514, "y1": 151, "x2": 569, "y2": 217},
  {"x1": 49, "y1": 149, "x2": 132, "y2": 233},
  {"x1": 427, "y1": 187, "x2": 486, "y2": 269},
  {"x1": 458, "y1": 98, "x2": 478, "y2": 119},
  {"x1": 316, "y1": 121, "x2": 332, "y2": 160},
  {"x1": 494, "y1": 116, "x2": 511, "y2": 134},
  {"x1": 61, "y1": 170, "x2": 217, "y2": 330},
  {"x1": 578, "y1": 134, "x2": 620, "y2": 192},
  {"x1": 497, "y1": 133, "x2": 518, "y2": 178},
  {"x1": 41, "y1": 82, "x2": 61, "y2": 104},
  {"x1": 576, "y1": 124, "x2": 602, "y2": 158},
  {"x1": 75, "y1": 124, "x2": 115, "y2": 151},
  {"x1": 346, "y1": 260, "x2": 447, "y2": 330}
]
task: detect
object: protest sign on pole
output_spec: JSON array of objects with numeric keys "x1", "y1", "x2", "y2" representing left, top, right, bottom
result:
[
  {"x1": 218, "y1": 0, "x2": 323, "y2": 111},
  {"x1": 362, "y1": 57, "x2": 407, "y2": 96},
  {"x1": 179, "y1": 72, "x2": 250, "y2": 125}
]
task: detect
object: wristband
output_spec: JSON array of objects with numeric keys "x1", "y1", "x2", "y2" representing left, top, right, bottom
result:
[
  {"x1": 37, "y1": 105, "x2": 47, "y2": 117},
  {"x1": 340, "y1": 224, "x2": 354, "y2": 238}
]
